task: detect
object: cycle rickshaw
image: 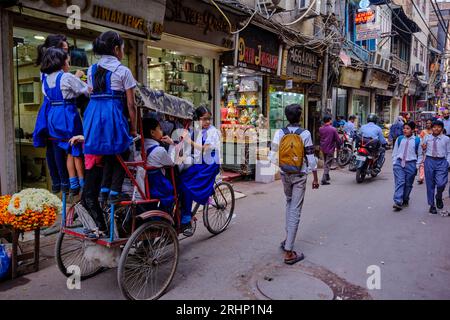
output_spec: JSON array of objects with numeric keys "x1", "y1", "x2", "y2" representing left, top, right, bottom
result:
[{"x1": 55, "y1": 85, "x2": 235, "y2": 300}]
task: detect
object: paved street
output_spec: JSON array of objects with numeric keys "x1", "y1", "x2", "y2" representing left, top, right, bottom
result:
[{"x1": 1, "y1": 152, "x2": 450, "y2": 300}]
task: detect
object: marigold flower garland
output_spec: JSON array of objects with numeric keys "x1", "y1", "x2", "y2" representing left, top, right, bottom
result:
[{"x1": 0, "y1": 189, "x2": 61, "y2": 232}]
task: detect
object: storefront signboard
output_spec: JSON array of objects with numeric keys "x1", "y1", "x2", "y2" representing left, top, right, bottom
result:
[
  {"x1": 164, "y1": 0, "x2": 241, "y2": 50},
  {"x1": 365, "y1": 68, "x2": 390, "y2": 90},
  {"x1": 339, "y1": 67, "x2": 363, "y2": 89},
  {"x1": 17, "y1": 0, "x2": 166, "y2": 40},
  {"x1": 236, "y1": 25, "x2": 280, "y2": 74},
  {"x1": 355, "y1": 8, "x2": 381, "y2": 41},
  {"x1": 281, "y1": 46, "x2": 320, "y2": 82}
]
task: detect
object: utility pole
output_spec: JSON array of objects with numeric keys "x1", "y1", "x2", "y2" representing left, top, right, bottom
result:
[{"x1": 321, "y1": 0, "x2": 329, "y2": 117}]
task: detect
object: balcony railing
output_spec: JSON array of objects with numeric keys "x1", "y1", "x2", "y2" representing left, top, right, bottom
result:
[
  {"x1": 391, "y1": 55, "x2": 409, "y2": 74},
  {"x1": 345, "y1": 40, "x2": 373, "y2": 63}
]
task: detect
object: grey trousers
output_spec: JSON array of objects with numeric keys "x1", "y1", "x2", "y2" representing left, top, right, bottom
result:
[
  {"x1": 281, "y1": 173, "x2": 308, "y2": 251},
  {"x1": 323, "y1": 153, "x2": 334, "y2": 179}
]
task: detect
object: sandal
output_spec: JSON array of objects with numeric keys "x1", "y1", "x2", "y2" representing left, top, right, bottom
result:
[{"x1": 284, "y1": 251, "x2": 305, "y2": 265}]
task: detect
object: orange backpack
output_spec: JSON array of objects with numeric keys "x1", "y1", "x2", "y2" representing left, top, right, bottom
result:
[{"x1": 279, "y1": 128, "x2": 305, "y2": 173}]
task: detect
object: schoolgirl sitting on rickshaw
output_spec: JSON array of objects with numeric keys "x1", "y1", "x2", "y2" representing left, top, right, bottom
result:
[{"x1": 70, "y1": 106, "x2": 221, "y2": 239}]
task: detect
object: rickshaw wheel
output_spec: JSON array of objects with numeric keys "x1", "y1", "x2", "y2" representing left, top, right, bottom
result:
[
  {"x1": 117, "y1": 220, "x2": 179, "y2": 300},
  {"x1": 203, "y1": 181, "x2": 235, "y2": 235},
  {"x1": 55, "y1": 232, "x2": 104, "y2": 280}
]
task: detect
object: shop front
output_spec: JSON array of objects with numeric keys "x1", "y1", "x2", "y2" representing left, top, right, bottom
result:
[
  {"x1": 0, "y1": 0, "x2": 165, "y2": 193},
  {"x1": 365, "y1": 68, "x2": 395, "y2": 125},
  {"x1": 219, "y1": 24, "x2": 280, "y2": 178},
  {"x1": 148, "y1": 0, "x2": 244, "y2": 115}
]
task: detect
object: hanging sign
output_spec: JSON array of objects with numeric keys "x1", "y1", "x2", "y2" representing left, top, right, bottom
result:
[
  {"x1": 236, "y1": 25, "x2": 280, "y2": 74},
  {"x1": 281, "y1": 46, "x2": 320, "y2": 82}
]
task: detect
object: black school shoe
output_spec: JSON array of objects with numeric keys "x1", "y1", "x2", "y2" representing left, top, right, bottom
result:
[
  {"x1": 181, "y1": 223, "x2": 194, "y2": 237},
  {"x1": 429, "y1": 206, "x2": 438, "y2": 215},
  {"x1": 393, "y1": 203, "x2": 403, "y2": 211},
  {"x1": 436, "y1": 197, "x2": 444, "y2": 210},
  {"x1": 402, "y1": 200, "x2": 409, "y2": 208}
]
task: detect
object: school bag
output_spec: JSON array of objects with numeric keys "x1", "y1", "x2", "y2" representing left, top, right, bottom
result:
[
  {"x1": 397, "y1": 135, "x2": 421, "y2": 156},
  {"x1": 278, "y1": 128, "x2": 305, "y2": 173}
]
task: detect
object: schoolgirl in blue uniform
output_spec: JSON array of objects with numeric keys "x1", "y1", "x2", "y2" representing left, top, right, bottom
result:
[
  {"x1": 40, "y1": 47, "x2": 88, "y2": 196},
  {"x1": 179, "y1": 106, "x2": 221, "y2": 236},
  {"x1": 33, "y1": 34, "x2": 73, "y2": 194},
  {"x1": 143, "y1": 118, "x2": 178, "y2": 212},
  {"x1": 83, "y1": 31, "x2": 137, "y2": 204}
]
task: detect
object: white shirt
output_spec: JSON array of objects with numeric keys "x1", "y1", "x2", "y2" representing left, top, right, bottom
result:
[
  {"x1": 191, "y1": 125, "x2": 221, "y2": 165},
  {"x1": 87, "y1": 55, "x2": 136, "y2": 92},
  {"x1": 144, "y1": 138, "x2": 176, "y2": 168},
  {"x1": 42, "y1": 72, "x2": 89, "y2": 99},
  {"x1": 423, "y1": 134, "x2": 450, "y2": 165},
  {"x1": 392, "y1": 135, "x2": 423, "y2": 167},
  {"x1": 269, "y1": 126, "x2": 318, "y2": 174}
]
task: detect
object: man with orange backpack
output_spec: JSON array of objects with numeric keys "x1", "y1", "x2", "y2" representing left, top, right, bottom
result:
[{"x1": 270, "y1": 104, "x2": 320, "y2": 265}]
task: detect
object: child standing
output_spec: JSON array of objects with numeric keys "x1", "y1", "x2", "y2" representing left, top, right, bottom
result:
[
  {"x1": 269, "y1": 104, "x2": 320, "y2": 265},
  {"x1": 178, "y1": 106, "x2": 221, "y2": 237},
  {"x1": 84, "y1": 31, "x2": 137, "y2": 205},
  {"x1": 392, "y1": 121, "x2": 423, "y2": 211},
  {"x1": 41, "y1": 47, "x2": 88, "y2": 196},
  {"x1": 423, "y1": 120, "x2": 450, "y2": 214}
]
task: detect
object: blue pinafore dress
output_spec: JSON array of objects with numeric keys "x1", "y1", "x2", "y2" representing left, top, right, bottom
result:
[
  {"x1": 45, "y1": 72, "x2": 83, "y2": 157},
  {"x1": 146, "y1": 145, "x2": 175, "y2": 208},
  {"x1": 83, "y1": 64, "x2": 132, "y2": 155},
  {"x1": 179, "y1": 128, "x2": 220, "y2": 220},
  {"x1": 33, "y1": 74, "x2": 50, "y2": 148}
]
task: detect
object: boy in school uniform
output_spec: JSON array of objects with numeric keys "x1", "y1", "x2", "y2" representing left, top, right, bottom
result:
[
  {"x1": 270, "y1": 104, "x2": 320, "y2": 265},
  {"x1": 392, "y1": 121, "x2": 423, "y2": 211},
  {"x1": 423, "y1": 120, "x2": 450, "y2": 214}
]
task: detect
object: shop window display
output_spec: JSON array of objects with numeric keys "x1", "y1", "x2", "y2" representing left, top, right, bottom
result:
[
  {"x1": 147, "y1": 48, "x2": 212, "y2": 107},
  {"x1": 220, "y1": 67, "x2": 269, "y2": 176},
  {"x1": 268, "y1": 82, "x2": 305, "y2": 130}
]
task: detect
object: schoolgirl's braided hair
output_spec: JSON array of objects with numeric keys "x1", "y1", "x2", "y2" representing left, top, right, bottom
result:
[{"x1": 92, "y1": 31, "x2": 124, "y2": 93}]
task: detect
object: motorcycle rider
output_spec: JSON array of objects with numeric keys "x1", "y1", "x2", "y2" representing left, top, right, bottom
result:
[{"x1": 359, "y1": 114, "x2": 387, "y2": 174}]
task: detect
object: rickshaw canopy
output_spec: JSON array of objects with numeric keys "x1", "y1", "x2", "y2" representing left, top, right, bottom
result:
[{"x1": 135, "y1": 84, "x2": 194, "y2": 120}]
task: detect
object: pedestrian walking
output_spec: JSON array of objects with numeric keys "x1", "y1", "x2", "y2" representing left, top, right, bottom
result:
[
  {"x1": 270, "y1": 104, "x2": 319, "y2": 265},
  {"x1": 389, "y1": 116, "x2": 404, "y2": 146},
  {"x1": 344, "y1": 115, "x2": 357, "y2": 139},
  {"x1": 423, "y1": 120, "x2": 450, "y2": 214},
  {"x1": 392, "y1": 121, "x2": 422, "y2": 211},
  {"x1": 441, "y1": 109, "x2": 450, "y2": 137},
  {"x1": 319, "y1": 115, "x2": 342, "y2": 185},
  {"x1": 418, "y1": 119, "x2": 433, "y2": 184}
]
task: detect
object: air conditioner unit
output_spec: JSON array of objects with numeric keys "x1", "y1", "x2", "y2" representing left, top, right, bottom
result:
[
  {"x1": 298, "y1": 0, "x2": 321, "y2": 16},
  {"x1": 382, "y1": 59, "x2": 391, "y2": 72},
  {"x1": 278, "y1": 0, "x2": 297, "y2": 11},
  {"x1": 373, "y1": 53, "x2": 383, "y2": 67}
]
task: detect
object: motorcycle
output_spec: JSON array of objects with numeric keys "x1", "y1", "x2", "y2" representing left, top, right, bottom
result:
[
  {"x1": 353, "y1": 137, "x2": 385, "y2": 183},
  {"x1": 337, "y1": 130, "x2": 354, "y2": 167}
]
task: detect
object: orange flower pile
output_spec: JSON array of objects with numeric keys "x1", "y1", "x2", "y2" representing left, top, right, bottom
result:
[
  {"x1": 0, "y1": 195, "x2": 57, "y2": 232},
  {"x1": 0, "y1": 195, "x2": 14, "y2": 226}
]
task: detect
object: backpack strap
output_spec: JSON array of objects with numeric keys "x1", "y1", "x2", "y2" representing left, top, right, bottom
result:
[
  {"x1": 282, "y1": 127, "x2": 304, "y2": 136},
  {"x1": 397, "y1": 135, "x2": 404, "y2": 148},
  {"x1": 294, "y1": 128, "x2": 304, "y2": 136},
  {"x1": 415, "y1": 136, "x2": 421, "y2": 156},
  {"x1": 281, "y1": 128, "x2": 291, "y2": 136}
]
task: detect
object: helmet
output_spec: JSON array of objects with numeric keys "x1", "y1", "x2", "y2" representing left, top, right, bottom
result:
[{"x1": 367, "y1": 113, "x2": 378, "y2": 124}]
